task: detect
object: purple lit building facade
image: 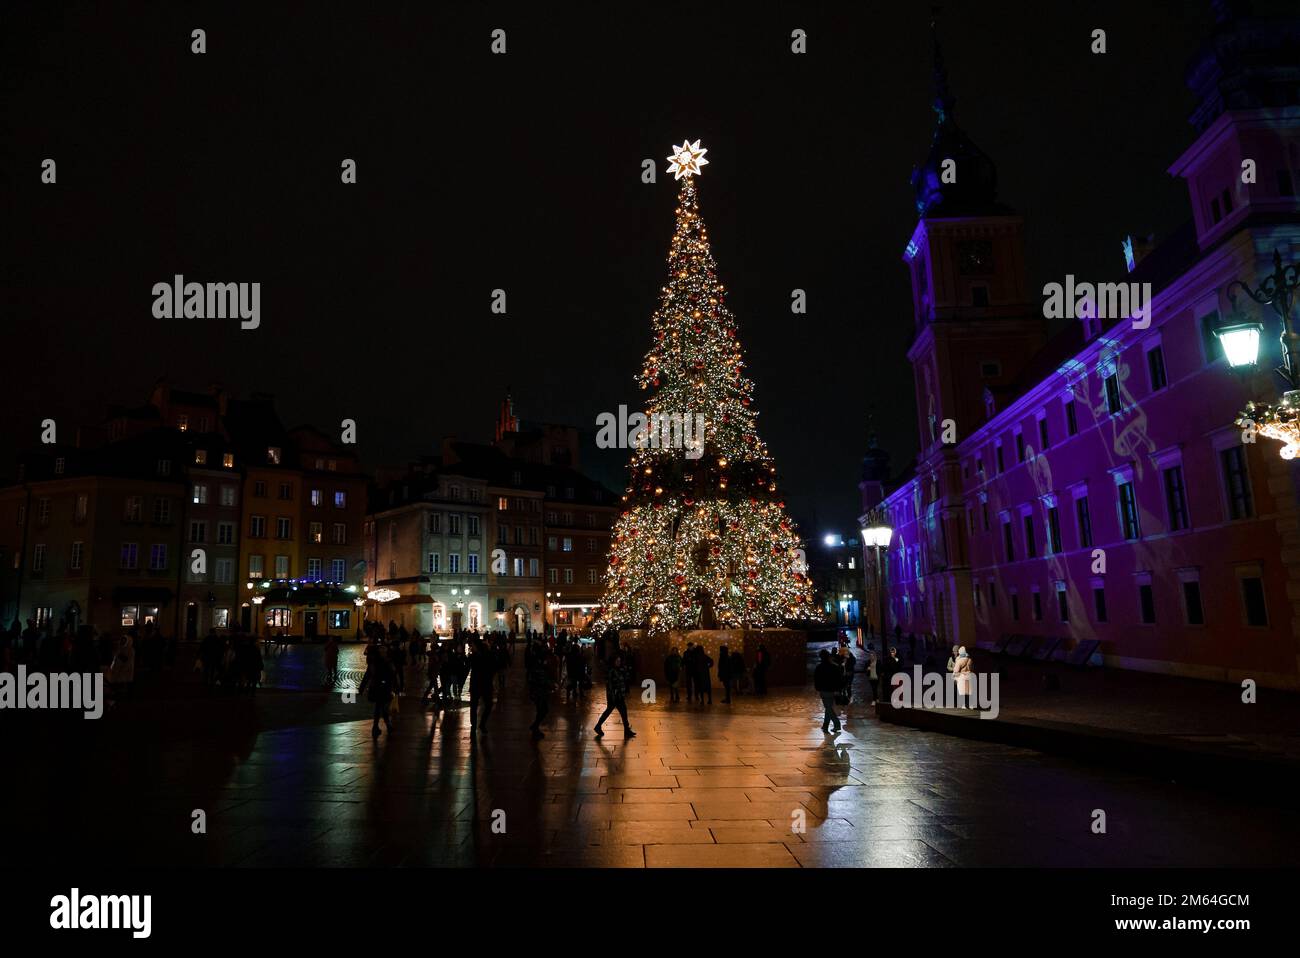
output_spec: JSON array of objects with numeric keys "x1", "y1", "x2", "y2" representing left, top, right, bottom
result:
[{"x1": 861, "y1": 11, "x2": 1300, "y2": 688}]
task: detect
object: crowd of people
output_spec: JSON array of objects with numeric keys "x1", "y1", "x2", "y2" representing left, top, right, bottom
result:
[{"x1": 354, "y1": 621, "x2": 599, "y2": 740}]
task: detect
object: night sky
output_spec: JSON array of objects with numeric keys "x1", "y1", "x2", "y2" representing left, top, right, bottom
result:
[{"x1": 3, "y1": 0, "x2": 1287, "y2": 535}]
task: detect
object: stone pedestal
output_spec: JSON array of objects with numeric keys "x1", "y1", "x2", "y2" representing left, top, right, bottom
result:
[{"x1": 616, "y1": 628, "x2": 808, "y2": 688}]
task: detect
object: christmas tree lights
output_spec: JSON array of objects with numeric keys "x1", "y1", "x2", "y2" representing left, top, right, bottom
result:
[{"x1": 594, "y1": 141, "x2": 819, "y2": 635}]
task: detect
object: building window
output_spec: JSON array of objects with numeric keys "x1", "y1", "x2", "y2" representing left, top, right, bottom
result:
[
  {"x1": 278, "y1": 482, "x2": 292, "y2": 500},
  {"x1": 190, "y1": 520, "x2": 207, "y2": 543},
  {"x1": 248, "y1": 555, "x2": 264, "y2": 578},
  {"x1": 75, "y1": 494, "x2": 87, "y2": 522},
  {"x1": 448, "y1": 515, "x2": 462, "y2": 536},
  {"x1": 1075, "y1": 495, "x2": 1093, "y2": 548},
  {"x1": 329, "y1": 610, "x2": 350, "y2": 629},
  {"x1": 1038, "y1": 417, "x2": 1050, "y2": 451},
  {"x1": 1138, "y1": 582, "x2": 1156, "y2": 624},
  {"x1": 548, "y1": 568, "x2": 559, "y2": 584},
  {"x1": 1046, "y1": 506, "x2": 1062, "y2": 553},
  {"x1": 428, "y1": 513, "x2": 441, "y2": 534},
  {"x1": 548, "y1": 536, "x2": 558, "y2": 551},
  {"x1": 512, "y1": 557, "x2": 523, "y2": 577},
  {"x1": 562, "y1": 537, "x2": 573, "y2": 552},
  {"x1": 497, "y1": 496, "x2": 509, "y2": 510},
  {"x1": 121, "y1": 606, "x2": 139, "y2": 628},
  {"x1": 1147, "y1": 345, "x2": 1168, "y2": 391},
  {"x1": 1031, "y1": 590, "x2": 1043, "y2": 621},
  {"x1": 254, "y1": 480, "x2": 267, "y2": 498},
  {"x1": 266, "y1": 608, "x2": 292, "y2": 628},
  {"x1": 1183, "y1": 579, "x2": 1204, "y2": 625},
  {"x1": 32, "y1": 543, "x2": 45, "y2": 573},
  {"x1": 1015, "y1": 431, "x2": 1027, "y2": 462},
  {"x1": 54, "y1": 457, "x2": 65, "y2": 474},
  {"x1": 1010, "y1": 591, "x2": 1020, "y2": 620},
  {"x1": 149, "y1": 543, "x2": 168, "y2": 571},
  {"x1": 124, "y1": 496, "x2": 143, "y2": 522},
  {"x1": 120, "y1": 542, "x2": 139, "y2": 570},
  {"x1": 1001, "y1": 519, "x2": 1015, "y2": 562},
  {"x1": 152, "y1": 497, "x2": 171, "y2": 524},
  {"x1": 217, "y1": 522, "x2": 234, "y2": 545},
  {"x1": 250, "y1": 515, "x2": 266, "y2": 538},
  {"x1": 448, "y1": 553, "x2": 460, "y2": 574},
  {"x1": 1065, "y1": 399, "x2": 1078, "y2": 436},
  {"x1": 215, "y1": 559, "x2": 233, "y2": 584},
  {"x1": 1104, "y1": 373, "x2": 1122, "y2": 414},
  {"x1": 1164, "y1": 465, "x2": 1189, "y2": 532},
  {"x1": 70, "y1": 541, "x2": 83, "y2": 571},
  {"x1": 306, "y1": 557, "x2": 322, "y2": 581},
  {"x1": 192, "y1": 483, "x2": 209, "y2": 505},
  {"x1": 267, "y1": 447, "x2": 282, "y2": 465},
  {"x1": 563, "y1": 568, "x2": 574, "y2": 584},
  {"x1": 332, "y1": 523, "x2": 346, "y2": 545},
  {"x1": 1241, "y1": 576, "x2": 1268, "y2": 627},
  {"x1": 331, "y1": 559, "x2": 345, "y2": 582},
  {"x1": 274, "y1": 555, "x2": 289, "y2": 577},
  {"x1": 334, "y1": 491, "x2": 347, "y2": 509},
  {"x1": 310, "y1": 521, "x2": 322, "y2": 543},
  {"x1": 1022, "y1": 514, "x2": 1037, "y2": 559},
  {"x1": 468, "y1": 554, "x2": 480, "y2": 574},
  {"x1": 1220, "y1": 447, "x2": 1253, "y2": 519},
  {"x1": 1056, "y1": 584, "x2": 1069, "y2": 622},
  {"x1": 468, "y1": 516, "x2": 480, "y2": 536},
  {"x1": 995, "y1": 444, "x2": 1005, "y2": 474},
  {"x1": 1118, "y1": 481, "x2": 1141, "y2": 540},
  {"x1": 213, "y1": 607, "x2": 230, "y2": 628},
  {"x1": 222, "y1": 453, "x2": 234, "y2": 469},
  {"x1": 1093, "y1": 586, "x2": 1107, "y2": 623},
  {"x1": 276, "y1": 517, "x2": 292, "y2": 539},
  {"x1": 37, "y1": 498, "x2": 50, "y2": 525},
  {"x1": 157, "y1": 459, "x2": 172, "y2": 477},
  {"x1": 428, "y1": 552, "x2": 440, "y2": 574},
  {"x1": 529, "y1": 558, "x2": 539, "y2": 577},
  {"x1": 220, "y1": 485, "x2": 237, "y2": 507},
  {"x1": 194, "y1": 450, "x2": 208, "y2": 466}
]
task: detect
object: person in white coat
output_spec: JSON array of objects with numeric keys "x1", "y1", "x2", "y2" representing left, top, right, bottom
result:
[
  {"x1": 109, "y1": 633, "x2": 136, "y2": 696},
  {"x1": 952, "y1": 646, "x2": 974, "y2": 707}
]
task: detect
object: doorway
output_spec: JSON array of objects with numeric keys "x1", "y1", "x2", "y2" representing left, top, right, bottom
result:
[
  {"x1": 304, "y1": 611, "x2": 319, "y2": 640},
  {"x1": 185, "y1": 603, "x2": 198, "y2": 640}
]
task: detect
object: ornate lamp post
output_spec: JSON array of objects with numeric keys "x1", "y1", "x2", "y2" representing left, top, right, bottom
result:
[
  {"x1": 861, "y1": 517, "x2": 893, "y2": 710},
  {"x1": 1218, "y1": 249, "x2": 1300, "y2": 458}
]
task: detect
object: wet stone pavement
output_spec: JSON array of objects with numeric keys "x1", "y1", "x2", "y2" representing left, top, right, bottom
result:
[{"x1": 6, "y1": 642, "x2": 1298, "y2": 868}]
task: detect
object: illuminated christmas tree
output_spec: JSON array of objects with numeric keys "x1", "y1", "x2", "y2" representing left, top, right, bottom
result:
[{"x1": 596, "y1": 140, "x2": 818, "y2": 635}]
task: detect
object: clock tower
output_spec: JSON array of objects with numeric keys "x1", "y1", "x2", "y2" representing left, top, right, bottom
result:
[{"x1": 904, "y1": 19, "x2": 1046, "y2": 459}]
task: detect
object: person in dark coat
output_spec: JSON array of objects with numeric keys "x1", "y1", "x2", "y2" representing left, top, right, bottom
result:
[
  {"x1": 753, "y1": 643, "x2": 771, "y2": 695},
  {"x1": 664, "y1": 646, "x2": 683, "y2": 703},
  {"x1": 813, "y1": 649, "x2": 844, "y2": 733},
  {"x1": 359, "y1": 645, "x2": 397, "y2": 738},
  {"x1": 682, "y1": 643, "x2": 696, "y2": 702},
  {"x1": 718, "y1": 644, "x2": 733, "y2": 703},
  {"x1": 594, "y1": 652, "x2": 635, "y2": 738},
  {"x1": 692, "y1": 646, "x2": 713, "y2": 705},
  {"x1": 729, "y1": 649, "x2": 746, "y2": 695},
  {"x1": 467, "y1": 638, "x2": 496, "y2": 734},
  {"x1": 525, "y1": 638, "x2": 553, "y2": 739}
]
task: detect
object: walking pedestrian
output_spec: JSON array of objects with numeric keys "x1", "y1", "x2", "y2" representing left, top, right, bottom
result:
[
  {"x1": 692, "y1": 645, "x2": 713, "y2": 705},
  {"x1": 814, "y1": 649, "x2": 843, "y2": 733},
  {"x1": 718, "y1": 644, "x2": 733, "y2": 703},
  {"x1": 526, "y1": 638, "x2": 553, "y2": 739},
  {"x1": 593, "y1": 652, "x2": 636, "y2": 738},
  {"x1": 359, "y1": 644, "x2": 397, "y2": 738},
  {"x1": 467, "y1": 638, "x2": 496, "y2": 734},
  {"x1": 664, "y1": 646, "x2": 683, "y2": 703}
]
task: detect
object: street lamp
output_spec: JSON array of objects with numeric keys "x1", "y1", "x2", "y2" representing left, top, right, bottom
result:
[
  {"x1": 545, "y1": 590, "x2": 562, "y2": 636},
  {"x1": 1220, "y1": 249, "x2": 1300, "y2": 458},
  {"x1": 861, "y1": 520, "x2": 893, "y2": 709}
]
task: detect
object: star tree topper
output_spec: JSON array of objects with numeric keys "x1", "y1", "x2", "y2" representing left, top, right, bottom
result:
[{"x1": 666, "y1": 139, "x2": 709, "y2": 180}]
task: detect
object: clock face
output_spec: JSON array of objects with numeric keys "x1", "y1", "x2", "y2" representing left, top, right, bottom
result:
[{"x1": 958, "y1": 239, "x2": 993, "y2": 275}]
